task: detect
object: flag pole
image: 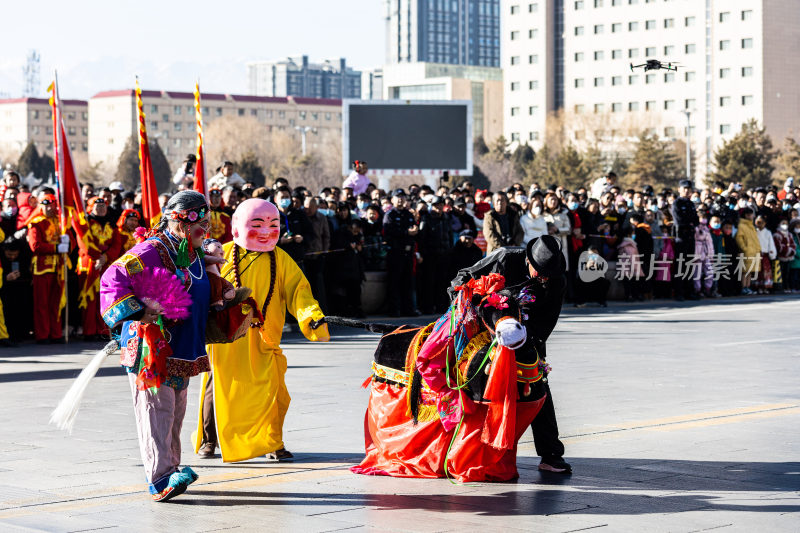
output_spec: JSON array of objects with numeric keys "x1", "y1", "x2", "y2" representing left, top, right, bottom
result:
[{"x1": 53, "y1": 70, "x2": 69, "y2": 344}]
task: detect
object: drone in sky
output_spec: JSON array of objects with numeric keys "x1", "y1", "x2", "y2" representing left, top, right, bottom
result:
[{"x1": 629, "y1": 59, "x2": 680, "y2": 72}]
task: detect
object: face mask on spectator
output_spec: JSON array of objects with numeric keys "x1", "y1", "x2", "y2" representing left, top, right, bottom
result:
[
  {"x1": 278, "y1": 198, "x2": 291, "y2": 209},
  {"x1": 626, "y1": 198, "x2": 633, "y2": 208},
  {"x1": 783, "y1": 203, "x2": 791, "y2": 211},
  {"x1": 617, "y1": 206, "x2": 627, "y2": 214},
  {"x1": 691, "y1": 197, "x2": 700, "y2": 205},
  {"x1": 568, "y1": 201, "x2": 579, "y2": 211},
  {"x1": 780, "y1": 223, "x2": 789, "y2": 231},
  {"x1": 795, "y1": 228, "x2": 800, "y2": 234},
  {"x1": 357, "y1": 201, "x2": 369, "y2": 210},
  {"x1": 318, "y1": 208, "x2": 331, "y2": 217},
  {"x1": 532, "y1": 206, "x2": 542, "y2": 215},
  {"x1": 648, "y1": 205, "x2": 658, "y2": 213},
  {"x1": 3, "y1": 207, "x2": 17, "y2": 217},
  {"x1": 710, "y1": 221, "x2": 721, "y2": 230},
  {"x1": 466, "y1": 202, "x2": 475, "y2": 210},
  {"x1": 516, "y1": 195, "x2": 528, "y2": 204}
]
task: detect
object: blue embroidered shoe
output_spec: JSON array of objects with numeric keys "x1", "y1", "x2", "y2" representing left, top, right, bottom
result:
[
  {"x1": 151, "y1": 470, "x2": 194, "y2": 502},
  {"x1": 180, "y1": 466, "x2": 199, "y2": 485}
]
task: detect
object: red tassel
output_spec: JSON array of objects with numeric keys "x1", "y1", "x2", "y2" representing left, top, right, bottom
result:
[
  {"x1": 361, "y1": 375, "x2": 373, "y2": 388},
  {"x1": 481, "y1": 345, "x2": 517, "y2": 450}
]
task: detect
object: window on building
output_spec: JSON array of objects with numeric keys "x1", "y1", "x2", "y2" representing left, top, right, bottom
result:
[
  {"x1": 511, "y1": 56, "x2": 520, "y2": 65},
  {"x1": 664, "y1": 72, "x2": 675, "y2": 82},
  {"x1": 720, "y1": 124, "x2": 731, "y2": 134},
  {"x1": 645, "y1": 46, "x2": 656, "y2": 57},
  {"x1": 645, "y1": 100, "x2": 656, "y2": 110},
  {"x1": 82, "y1": 112, "x2": 88, "y2": 120},
  {"x1": 612, "y1": 102, "x2": 622, "y2": 112},
  {"x1": 645, "y1": 20, "x2": 655, "y2": 30},
  {"x1": 594, "y1": 50, "x2": 604, "y2": 60},
  {"x1": 511, "y1": 30, "x2": 520, "y2": 40},
  {"x1": 82, "y1": 127, "x2": 88, "y2": 135},
  {"x1": 612, "y1": 0, "x2": 622, "y2": 5},
  {"x1": 151, "y1": 121, "x2": 158, "y2": 130},
  {"x1": 575, "y1": 78, "x2": 585, "y2": 88},
  {"x1": 629, "y1": 101, "x2": 640, "y2": 111},
  {"x1": 511, "y1": 107, "x2": 520, "y2": 116},
  {"x1": 574, "y1": 104, "x2": 585, "y2": 113},
  {"x1": 612, "y1": 23, "x2": 622, "y2": 32},
  {"x1": 511, "y1": 132, "x2": 520, "y2": 141},
  {"x1": 719, "y1": 11, "x2": 731, "y2": 23},
  {"x1": 574, "y1": 0, "x2": 584, "y2": 8},
  {"x1": 685, "y1": 98, "x2": 696, "y2": 109},
  {"x1": 741, "y1": 38, "x2": 753, "y2": 49},
  {"x1": 529, "y1": 80, "x2": 539, "y2": 89},
  {"x1": 174, "y1": 122, "x2": 181, "y2": 131},
  {"x1": 664, "y1": 100, "x2": 675, "y2": 110},
  {"x1": 594, "y1": 77, "x2": 604, "y2": 87},
  {"x1": 594, "y1": 103, "x2": 605, "y2": 113},
  {"x1": 82, "y1": 143, "x2": 87, "y2": 151},
  {"x1": 173, "y1": 105, "x2": 181, "y2": 114},
  {"x1": 529, "y1": 3, "x2": 538, "y2": 12},
  {"x1": 685, "y1": 71, "x2": 696, "y2": 82},
  {"x1": 67, "y1": 112, "x2": 76, "y2": 120},
  {"x1": 628, "y1": 21, "x2": 638, "y2": 31},
  {"x1": 741, "y1": 66, "x2": 753, "y2": 77},
  {"x1": 628, "y1": 0, "x2": 638, "y2": 4},
  {"x1": 511, "y1": 4, "x2": 519, "y2": 14},
  {"x1": 742, "y1": 9, "x2": 752, "y2": 20},
  {"x1": 664, "y1": 126, "x2": 676, "y2": 137},
  {"x1": 664, "y1": 45, "x2": 675, "y2": 55},
  {"x1": 685, "y1": 43, "x2": 696, "y2": 54},
  {"x1": 628, "y1": 48, "x2": 639, "y2": 58},
  {"x1": 646, "y1": 73, "x2": 656, "y2": 84},
  {"x1": 278, "y1": 110, "x2": 286, "y2": 118},
  {"x1": 612, "y1": 75, "x2": 622, "y2": 86},
  {"x1": 251, "y1": 109, "x2": 258, "y2": 116},
  {"x1": 31, "y1": 110, "x2": 39, "y2": 119},
  {"x1": 67, "y1": 126, "x2": 76, "y2": 135},
  {"x1": 510, "y1": 81, "x2": 520, "y2": 91},
  {"x1": 162, "y1": 114, "x2": 169, "y2": 122},
  {"x1": 574, "y1": 52, "x2": 584, "y2": 61},
  {"x1": 594, "y1": 0, "x2": 603, "y2": 6},
  {"x1": 720, "y1": 40, "x2": 730, "y2": 50},
  {"x1": 664, "y1": 18, "x2": 674, "y2": 28},
  {"x1": 628, "y1": 74, "x2": 639, "y2": 84},
  {"x1": 289, "y1": 119, "x2": 295, "y2": 126},
  {"x1": 529, "y1": 106, "x2": 538, "y2": 115},
  {"x1": 325, "y1": 112, "x2": 331, "y2": 120},
  {"x1": 529, "y1": 131, "x2": 540, "y2": 141},
  {"x1": 216, "y1": 107, "x2": 223, "y2": 116},
  {"x1": 529, "y1": 54, "x2": 539, "y2": 63},
  {"x1": 150, "y1": 104, "x2": 158, "y2": 113},
  {"x1": 529, "y1": 28, "x2": 539, "y2": 38},
  {"x1": 719, "y1": 96, "x2": 731, "y2": 107},
  {"x1": 719, "y1": 68, "x2": 732, "y2": 78},
  {"x1": 238, "y1": 109, "x2": 245, "y2": 116},
  {"x1": 742, "y1": 95, "x2": 754, "y2": 105},
  {"x1": 612, "y1": 49, "x2": 622, "y2": 59},
  {"x1": 594, "y1": 24, "x2": 604, "y2": 34}
]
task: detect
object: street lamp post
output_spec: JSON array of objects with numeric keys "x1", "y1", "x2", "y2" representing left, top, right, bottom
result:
[
  {"x1": 681, "y1": 109, "x2": 692, "y2": 181},
  {"x1": 294, "y1": 126, "x2": 315, "y2": 156}
]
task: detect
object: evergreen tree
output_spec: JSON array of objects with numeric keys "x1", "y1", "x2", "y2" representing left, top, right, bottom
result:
[
  {"x1": 473, "y1": 136, "x2": 489, "y2": 156},
  {"x1": 626, "y1": 132, "x2": 684, "y2": 189},
  {"x1": 712, "y1": 119, "x2": 775, "y2": 189},
  {"x1": 511, "y1": 143, "x2": 535, "y2": 180},
  {"x1": 774, "y1": 136, "x2": 800, "y2": 185},
  {"x1": 38, "y1": 153, "x2": 55, "y2": 181},
  {"x1": 17, "y1": 142, "x2": 41, "y2": 178},
  {"x1": 115, "y1": 135, "x2": 140, "y2": 191},
  {"x1": 237, "y1": 152, "x2": 267, "y2": 185},
  {"x1": 149, "y1": 139, "x2": 172, "y2": 193}
]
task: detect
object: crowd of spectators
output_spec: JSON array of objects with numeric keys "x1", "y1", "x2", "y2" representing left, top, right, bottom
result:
[{"x1": 0, "y1": 155, "x2": 798, "y2": 344}]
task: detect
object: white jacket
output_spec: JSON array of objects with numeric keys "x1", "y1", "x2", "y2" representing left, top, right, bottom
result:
[
  {"x1": 208, "y1": 171, "x2": 246, "y2": 190},
  {"x1": 757, "y1": 227, "x2": 777, "y2": 259},
  {"x1": 520, "y1": 212, "x2": 548, "y2": 244}
]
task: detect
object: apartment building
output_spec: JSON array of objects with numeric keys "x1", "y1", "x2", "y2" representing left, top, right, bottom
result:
[
  {"x1": 0, "y1": 97, "x2": 88, "y2": 157},
  {"x1": 247, "y1": 56, "x2": 361, "y2": 99}
]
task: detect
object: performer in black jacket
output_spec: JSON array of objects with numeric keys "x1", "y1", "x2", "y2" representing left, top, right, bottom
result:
[
  {"x1": 448, "y1": 235, "x2": 572, "y2": 474},
  {"x1": 671, "y1": 179, "x2": 700, "y2": 300}
]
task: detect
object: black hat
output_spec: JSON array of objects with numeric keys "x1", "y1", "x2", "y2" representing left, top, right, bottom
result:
[
  {"x1": 525, "y1": 235, "x2": 566, "y2": 278},
  {"x1": 459, "y1": 229, "x2": 475, "y2": 238},
  {"x1": 455, "y1": 198, "x2": 466, "y2": 207},
  {"x1": 430, "y1": 195, "x2": 444, "y2": 205},
  {"x1": 678, "y1": 179, "x2": 693, "y2": 189},
  {"x1": 392, "y1": 188, "x2": 407, "y2": 198}
]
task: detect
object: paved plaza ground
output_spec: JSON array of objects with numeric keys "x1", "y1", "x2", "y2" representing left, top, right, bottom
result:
[{"x1": 0, "y1": 296, "x2": 798, "y2": 532}]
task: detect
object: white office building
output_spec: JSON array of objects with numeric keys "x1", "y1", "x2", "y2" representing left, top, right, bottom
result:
[{"x1": 502, "y1": 0, "x2": 800, "y2": 176}]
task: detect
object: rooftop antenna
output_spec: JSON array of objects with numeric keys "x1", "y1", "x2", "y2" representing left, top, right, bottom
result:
[{"x1": 22, "y1": 50, "x2": 40, "y2": 97}]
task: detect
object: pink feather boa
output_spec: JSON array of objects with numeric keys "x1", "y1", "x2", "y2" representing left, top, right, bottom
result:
[{"x1": 130, "y1": 267, "x2": 193, "y2": 320}]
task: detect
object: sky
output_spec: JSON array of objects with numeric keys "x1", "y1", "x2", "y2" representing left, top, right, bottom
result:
[{"x1": 0, "y1": 0, "x2": 385, "y2": 99}]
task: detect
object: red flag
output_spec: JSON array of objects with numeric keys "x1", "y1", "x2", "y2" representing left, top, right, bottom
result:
[
  {"x1": 135, "y1": 79, "x2": 160, "y2": 227},
  {"x1": 192, "y1": 82, "x2": 207, "y2": 197},
  {"x1": 48, "y1": 78, "x2": 86, "y2": 248}
]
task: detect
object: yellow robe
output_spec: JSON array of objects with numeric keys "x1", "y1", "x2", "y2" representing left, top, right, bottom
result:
[{"x1": 193, "y1": 243, "x2": 329, "y2": 462}]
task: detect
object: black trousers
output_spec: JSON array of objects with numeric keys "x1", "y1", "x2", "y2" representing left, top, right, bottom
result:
[
  {"x1": 304, "y1": 257, "x2": 327, "y2": 312},
  {"x1": 202, "y1": 372, "x2": 216, "y2": 446},
  {"x1": 673, "y1": 236, "x2": 696, "y2": 297},
  {"x1": 531, "y1": 380, "x2": 565, "y2": 459},
  {"x1": 386, "y1": 251, "x2": 415, "y2": 314}
]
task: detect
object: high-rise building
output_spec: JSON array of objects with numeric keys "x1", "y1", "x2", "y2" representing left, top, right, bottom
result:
[
  {"x1": 502, "y1": 0, "x2": 800, "y2": 176},
  {"x1": 362, "y1": 69, "x2": 384, "y2": 100},
  {"x1": 88, "y1": 90, "x2": 342, "y2": 166},
  {"x1": 0, "y1": 97, "x2": 88, "y2": 158},
  {"x1": 247, "y1": 56, "x2": 362, "y2": 99},
  {"x1": 385, "y1": 0, "x2": 501, "y2": 67}
]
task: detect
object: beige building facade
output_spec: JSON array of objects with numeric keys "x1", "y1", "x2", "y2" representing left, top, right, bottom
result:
[
  {"x1": 382, "y1": 62, "x2": 504, "y2": 142},
  {"x1": 0, "y1": 97, "x2": 88, "y2": 159},
  {"x1": 88, "y1": 90, "x2": 343, "y2": 167},
  {"x1": 502, "y1": 0, "x2": 800, "y2": 177}
]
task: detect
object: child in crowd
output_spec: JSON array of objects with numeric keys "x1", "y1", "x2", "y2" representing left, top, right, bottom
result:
[
  {"x1": 617, "y1": 225, "x2": 644, "y2": 301},
  {"x1": 754, "y1": 215, "x2": 777, "y2": 294},
  {"x1": 773, "y1": 218, "x2": 796, "y2": 293},
  {"x1": 694, "y1": 208, "x2": 716, "y2": 297}
]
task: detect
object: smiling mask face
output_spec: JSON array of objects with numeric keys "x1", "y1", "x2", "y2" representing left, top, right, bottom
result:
[{"x1": 232, "y1": 199, "x2": 280, "y2": 252}]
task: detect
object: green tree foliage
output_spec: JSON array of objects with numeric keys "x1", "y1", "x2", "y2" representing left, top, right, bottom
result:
[
  {"x1": 511, "y1": 143, "x2": 535, "y2": 178},
  {"x1": 712, "y1": 119, "x2": 775, "y2": 189},
  {"x1": 774, "y1": 136, "x2": 800, "y2": 185},
  {"x1": 473, "y1": 136, "x2": 489, "y2": 156},
  {"x1": 238, "y1": 152, "x2": 267, "y2": 185},
  {"x1": 17, "y1": 142, "x2": 40, "y2": 178},
  {"x1": 625, "y1": 132, "x2": 684, "y2": 189},
  {"x1": 115, "y1": 135, "x2": 140, "y2": 191},
  {"x1": 39, "y1": 153, "x2": 55, "y2": 180},
  {"x1": 488, "y1": 135, "x2": 510, "y2": 162}
]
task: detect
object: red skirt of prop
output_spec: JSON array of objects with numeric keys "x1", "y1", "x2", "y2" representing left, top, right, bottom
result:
[{"x1": 350, "y1": 381, "x2": 545, "y2": 482}]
